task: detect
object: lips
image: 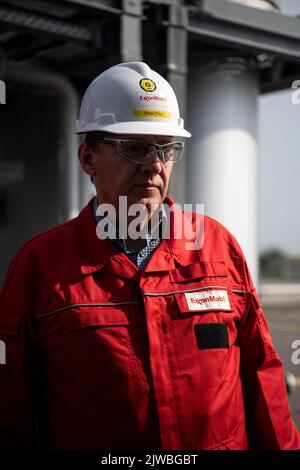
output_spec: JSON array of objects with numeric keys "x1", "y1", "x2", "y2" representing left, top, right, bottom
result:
[
  {"x1": 133, "y1": 186, "x2": 158, "y2": 193},
  {"x1": 133, "y1": 182, "x2": 159, "y2": 188}
]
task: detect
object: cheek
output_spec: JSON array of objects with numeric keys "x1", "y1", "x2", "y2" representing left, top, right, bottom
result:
[
  {"x1": 163, "y1": 166, "x2": 173, "y2": 186},
  {"x1": 96, "y1": 163, "x2": 133, "y2": 193},
  {"x1": 94, "y1": 162, "x2": 116, "y2": 194}
]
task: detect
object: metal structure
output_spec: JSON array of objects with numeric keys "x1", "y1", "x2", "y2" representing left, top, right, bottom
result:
[
  {"x1": 1, "y1": 0, "x2": 300, "y2": 284},
  {"x1": 1, "y1": 1, "x2": 300, "y2": 90}
]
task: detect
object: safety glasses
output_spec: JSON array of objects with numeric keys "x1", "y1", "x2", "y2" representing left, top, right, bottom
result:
[{"x1": 89, "y1": 138, "x2": 184, "y2": 165}]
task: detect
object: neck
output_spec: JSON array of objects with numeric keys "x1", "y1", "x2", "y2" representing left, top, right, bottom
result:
[
  {"x1": 124, "y1": 238, "x2": 148, "y2": 250},
  {"x1": 95, "y1": 195, "x2": 163, "y2": 245}
]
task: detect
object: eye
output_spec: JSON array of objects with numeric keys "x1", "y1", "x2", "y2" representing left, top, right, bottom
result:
[
  {"x1": 164, "y1": 145, "x2": 174, "y2": 156},
  {"x1": 122, "y1": 141, "x2": 146, "y2": 156}
]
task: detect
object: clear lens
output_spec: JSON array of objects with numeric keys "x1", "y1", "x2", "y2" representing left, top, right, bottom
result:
[
  {"x1": 116, "y1": 140, "x2": 183, "y2": 164},
  {"x1": 163, "y1": 142, "x2": 183, "y2": 162},
  {"x1": 118, "y1": 141, "x2": 149, "y2": 159}
]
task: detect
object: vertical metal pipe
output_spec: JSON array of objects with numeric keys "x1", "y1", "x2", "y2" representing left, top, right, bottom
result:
[
  {"x1": 166, "y1": 2, "x2": 188, "y2": 207},
  {"x1": 186, "y1": 58, "x2": 259, "y2": 285}
]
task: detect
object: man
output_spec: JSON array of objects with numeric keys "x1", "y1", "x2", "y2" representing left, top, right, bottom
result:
[{"x1": 0, "y1": 62, "x2": 299, "y2": 450}]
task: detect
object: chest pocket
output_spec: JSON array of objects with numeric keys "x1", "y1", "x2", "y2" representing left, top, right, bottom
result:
[
  {"x1": 174, "y1": 288, "x2": 236, "y2": 346},
  {"x1": 170, "y1": 261, "x2": 233, "y2": 318},
  {"x1": 172, "y1": 291, "x2": 240, "y2": 388},
  {"x1": 170, "y1": 260, "x2": 241, "y2": 321},
  {"x1": 168, "y1": 262, "x2": 242, "y2": 387},
  {"x1": 37, "y1": 304, "x2": 139, "y2": 393}
]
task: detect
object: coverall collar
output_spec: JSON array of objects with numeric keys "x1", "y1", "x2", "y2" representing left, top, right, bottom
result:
[{"x1": 77, "y1": 195, "x2": 202, "y2": 276}]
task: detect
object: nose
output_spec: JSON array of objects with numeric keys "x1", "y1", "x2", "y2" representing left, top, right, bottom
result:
[{"x1": 139, "y1": 152, "x2": 163, "y2": 174}]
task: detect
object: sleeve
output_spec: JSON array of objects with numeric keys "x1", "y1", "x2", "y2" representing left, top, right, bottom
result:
[
  {"x1": 239, "y1": 257, "x2": 300, "y2": 450},
  {"x1": 0, "y1": 250, "x2": 38, "y2": 449}
]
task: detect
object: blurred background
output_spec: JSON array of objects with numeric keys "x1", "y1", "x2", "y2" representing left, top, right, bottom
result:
[{"x1": 0, "y1": 0, "x2": 299, "y2": 432}]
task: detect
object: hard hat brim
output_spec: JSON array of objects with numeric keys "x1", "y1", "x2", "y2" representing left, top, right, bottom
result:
[{"x1": 76, "y1": 121, "x2": 191, "y2": 138}]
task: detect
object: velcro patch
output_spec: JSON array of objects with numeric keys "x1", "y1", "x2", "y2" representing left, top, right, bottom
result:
[
  {"x1": 195, "y1": 323, "x2": 229, "y2": 350},
  {"x1": 184, "y1": 289, "x2": 231, "y2": 311}
]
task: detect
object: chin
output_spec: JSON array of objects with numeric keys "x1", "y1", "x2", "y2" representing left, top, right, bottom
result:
[{"x1": 135, "y1": 196, "x2": 163, "y2": 208}]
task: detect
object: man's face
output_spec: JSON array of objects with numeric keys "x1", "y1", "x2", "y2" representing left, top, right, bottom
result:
[{"x1": 79, "y1": 134, "x2": 174, "y2": 214}]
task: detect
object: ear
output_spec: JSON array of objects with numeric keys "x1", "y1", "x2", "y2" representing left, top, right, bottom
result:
[{"x1": 78, "y1": 143, "x2": 96, "y2": 179}]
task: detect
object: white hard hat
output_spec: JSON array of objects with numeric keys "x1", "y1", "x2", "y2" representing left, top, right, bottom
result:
[{"x1": 75, "y1": 62, "x2": 191, "y2": 138}]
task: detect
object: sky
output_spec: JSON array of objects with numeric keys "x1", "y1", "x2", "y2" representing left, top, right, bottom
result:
[{"x1": 258, "y1": 0, "x2": 300, "y2": 255}]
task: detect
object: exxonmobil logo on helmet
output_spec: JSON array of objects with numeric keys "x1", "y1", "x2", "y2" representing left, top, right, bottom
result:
[
  {"x1": 139, "y1": 78, "x2": 156, "y2": 92},
  {"x1": 139, "y1": 95, "x2": 167, "y2": 102},
  {"x1": 184, "y1": 290, "x2": 231, "y2": 312}
]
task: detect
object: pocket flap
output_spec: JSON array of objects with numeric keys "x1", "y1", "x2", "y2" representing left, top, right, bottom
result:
[
  {"x1": 169, "y1": 262, "x2": 227, "y2": 283},
  {"x1": 56, "y1": 307, "x2": 131, "y2": 332}
]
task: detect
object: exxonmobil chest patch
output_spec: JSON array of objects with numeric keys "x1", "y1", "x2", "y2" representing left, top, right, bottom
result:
[{"x1": 184, "y1": 289, "x2": 231, "y2": 312}]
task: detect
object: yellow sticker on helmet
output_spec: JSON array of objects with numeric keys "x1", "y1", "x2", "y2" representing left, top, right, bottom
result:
[
  {"x1": 133, "y1": 110, "x2": 171, "y2": 118},
  {"x1": 139, "y1": 78, "x2": 156, "y2": 92}
]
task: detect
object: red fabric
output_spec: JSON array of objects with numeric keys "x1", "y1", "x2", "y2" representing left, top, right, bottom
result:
[{"x1": 0, "y1": 196, "x2": 299, "y2": 450}]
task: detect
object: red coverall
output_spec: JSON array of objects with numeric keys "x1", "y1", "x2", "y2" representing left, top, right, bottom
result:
[{"x1": 0, "y1": 196, "x2": 299, "y2": 450}]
